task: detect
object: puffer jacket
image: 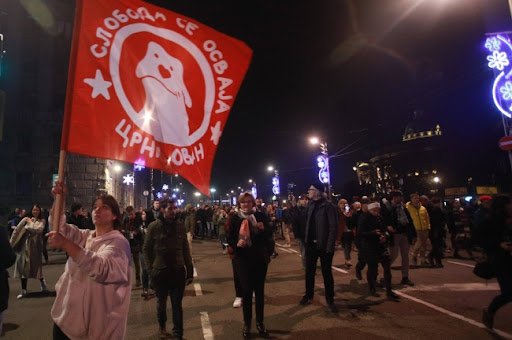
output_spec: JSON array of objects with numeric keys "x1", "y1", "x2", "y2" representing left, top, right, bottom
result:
[{"x1": 406, "y1": 202, "x2": 431, "y2": 231}]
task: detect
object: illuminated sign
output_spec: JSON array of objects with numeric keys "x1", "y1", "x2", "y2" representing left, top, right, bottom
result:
[
  {"x1": 485, "y1": 34, "x2": 512, "y2": 118},
  {"x1": 317, "y1": 155, "x2": 329, "y2": 184},
  {"x1": 272, "y1": 176, "x2": 280, "y2": 195}
]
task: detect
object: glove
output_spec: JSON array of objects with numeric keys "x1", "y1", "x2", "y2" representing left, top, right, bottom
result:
[{"x1": 185, "y1": 277, "x2": 193, "y2": 286}]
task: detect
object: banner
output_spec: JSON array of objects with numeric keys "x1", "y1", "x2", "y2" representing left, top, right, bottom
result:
[{"x1": 62, "y1": 0, "x2": 252, "y2": 195}]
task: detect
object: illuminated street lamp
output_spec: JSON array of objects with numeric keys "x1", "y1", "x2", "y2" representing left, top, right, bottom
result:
[
  {"x1": 210, "y1": 188, "x2": 216, "y2": 205},
  {"x1": 433, "y1": 176, "x2": 440, "y2": 183}
]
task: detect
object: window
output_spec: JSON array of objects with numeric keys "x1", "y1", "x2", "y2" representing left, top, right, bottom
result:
[{"x1": 16, "y1": 172, "x2": 32, "y2": 196}]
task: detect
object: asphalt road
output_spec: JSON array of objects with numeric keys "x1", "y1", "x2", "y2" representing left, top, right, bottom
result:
[{"x1": 3, "y1": 237, "x2": 511, "y2": 340}]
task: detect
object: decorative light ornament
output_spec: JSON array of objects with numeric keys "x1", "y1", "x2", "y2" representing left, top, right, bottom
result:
[
  {"x1": 251, "y1": 186, "x2": 258, "y2": 199},
  {"x1": 123, "y1": 174, "x2": 134, "y2": 185},
  {"x1": 162, "y1": 184, "x2": 169, "y2": 191},
  {"x1": 271, "y1": 176, "x2": 280, "y2": 195},
  {"x1": 134, "y1": 158, "x2": 145, "y2": 171},
  {"x1": 156, "y1": 192, "x2": 163, "y2": 199},
  {"x1": 485, "y1": 34, "x2": 512, "y2": 118},
  {"x1": 317, "y1": 155, "x2": 330, "y2": 184}
]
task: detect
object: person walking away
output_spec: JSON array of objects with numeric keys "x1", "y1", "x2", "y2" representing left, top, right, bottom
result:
[
  {"x1": 447, "y1": 200, "x2": 474, "y2": 260},
  {"x1": 227, "y1": 192, "x2": 272, "y2": 338},
  {"x1": 144, "y1": 198, "x2": 193, "y2": 340},
  {"x1": 299, "y1": 183, "x2": 339, "y2": 313},
  {"x1": 338, "y1": 199, "x2": 354, "y2": 267},
  {"x1": 425, "y1": 197, "x2": 446, "y2": 267},
  {"x1": 291, "y1": 194, "x2": 308, "y2": 269},
  {"x1": 476, "y1": 195, "x2": 512, "y2": 329},
  {"x1": 183, "y1": 204, "x2": 196, "y2": 256},
  {"x1": 123, "y1": 206, "x2": 143, "y2": 287},
  {"x1": 10, "y1": 205, "x2": 48, "y2": 298}
]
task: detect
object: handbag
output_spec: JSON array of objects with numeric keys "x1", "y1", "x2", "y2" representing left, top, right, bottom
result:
[
  {"x1": 473, "y1": 254, "x2": 495, "y2": 280},
  {"x1": 11, "y1": 226, "x2": 27, "y2": 253}
]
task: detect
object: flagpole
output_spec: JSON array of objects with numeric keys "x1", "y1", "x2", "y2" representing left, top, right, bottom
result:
[{"x1": 53, "y1": 150, "x2": 67, "y2": 233}]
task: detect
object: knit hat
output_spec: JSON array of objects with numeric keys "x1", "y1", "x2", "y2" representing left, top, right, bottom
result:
[
  {"x1": 368, "y1": 202, "x2": 380, "y2": 210},
  {"x1": 479, "y1": 195, "x2": 492, "y2": 202},
  {"x1": 310, "y1": 183, "x2": 325, "y2": 192}
]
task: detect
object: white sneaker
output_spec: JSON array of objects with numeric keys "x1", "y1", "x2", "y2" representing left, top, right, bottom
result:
[
  {"x1": 17, "y1": 289, "x2": 27, "y2": 299},
  {"x1": 233, "y1": 297, "x2": 242, "y2": 308}
]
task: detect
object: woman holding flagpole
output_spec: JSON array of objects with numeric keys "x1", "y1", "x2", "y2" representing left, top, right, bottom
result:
[
  {"x1": 227, "y1": 192, "x2": 273, "y2": 338},
  {"x1": 47, "y1": 181, "x2": 131, "y2": 340}
]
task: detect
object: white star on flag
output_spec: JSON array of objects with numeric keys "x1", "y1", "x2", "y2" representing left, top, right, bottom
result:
[
  {"x1": 210, "y1": 121, "x2": 222, "y2": 145},
  {"x1": 84, "y1": 69, "x2": 112, "y2": 100}
]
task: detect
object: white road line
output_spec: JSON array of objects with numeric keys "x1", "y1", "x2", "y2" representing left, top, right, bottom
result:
[
  {"x1": 200, "y1": 311, "x2": 214, "y2": 340},
  {"x1": 332, "y1": 266, "x2": 349, "y2": 274},
  {"x1": 194, "y1": 267, "x2": 198, "y2": 277},
  {"x1": 278, "y1": 247, "x2": 295, "y2": 253},
  {"x1": 395, "y1": 291, "x2": 512, "y2": 339},
  {"x1": 402, "y1": 282, "x2": 499, "y2": 292},
  {"x1": 288, "y1": 248, "x2": 299, "y2": 254},
  {"x1": 194, "y1": 283, "x2": 203, "y2": 296},
  {"x1": 447, "y1": 261, "x2": 475, "y2": 268}
]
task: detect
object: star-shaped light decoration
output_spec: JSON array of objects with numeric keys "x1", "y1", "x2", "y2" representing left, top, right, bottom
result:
[
  {"x1": 156, "y1": 192, "x2": 163, "y2": 199},
  {"x1": 123, "y1": 174, "x2": 134, "y2": 185},
  {"x1": 210, "y1": 121, "x2": 222, "y2": 145},
  {"x1": 134, "y1": 159, "x2": 146, "y2": 171},
  {"x1": 83, "y1": 69, "x2": 112, "y2": 100},
  {"x1": 162, "y1": 184, "x2": 169, "y2": 191}
]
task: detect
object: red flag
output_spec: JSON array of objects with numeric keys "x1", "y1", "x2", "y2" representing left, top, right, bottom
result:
[{"x1": 62, "y1": 0, "x2": 252, "y2": 195}]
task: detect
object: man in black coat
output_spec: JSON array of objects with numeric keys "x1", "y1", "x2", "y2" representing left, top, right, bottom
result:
[
  {"x1": 299, "y1": 183, "x2": 339, "y2": 313},
  {"x1": 1, "y1": 226, "x2": 16, "y2": 335}
]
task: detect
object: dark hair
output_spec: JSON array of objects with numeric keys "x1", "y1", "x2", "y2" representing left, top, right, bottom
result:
[
  {"x1": 28, "y1": 204, "x2": 43, "y2": 220},
  {"x1": 431, "y1": 196, "x2": 442, "y2": 204},
  {"x1": 158, "y1": 198, "x2": 176, "y2": 220},
  {"x1": 95, "y1": 195, "x2": 122, "y2": 231},
  {"x1": 390, "y1": 190, "x2": 403, "y2": 197},
  {"x1": 71, "y1": 203, "x2": 83, "y2": 213},
  {"x1": 491, "y1": 194, "x2": 511, "y2": 217},
  {"x1": 125, "y1": 206, "x2": 135, "y2": 213}
]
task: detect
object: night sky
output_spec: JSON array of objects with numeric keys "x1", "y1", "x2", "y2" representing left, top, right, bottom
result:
[{"x1": 145, "y1": 0, "x2": 511, "y2": 197}]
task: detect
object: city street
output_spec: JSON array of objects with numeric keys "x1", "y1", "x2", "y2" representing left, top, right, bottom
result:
[{"x1": 3, "y1": 237, "x2": 512, "y2": 340}]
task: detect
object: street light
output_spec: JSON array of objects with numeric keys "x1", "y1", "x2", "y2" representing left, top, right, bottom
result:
[{"x1": 210, "y1": 188, "x2": 216, "y2": 205}]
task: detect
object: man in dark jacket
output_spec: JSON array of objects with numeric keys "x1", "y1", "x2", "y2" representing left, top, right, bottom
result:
[
  {"x1": 144, "y1": 198, "x2": 193, "y2": 340},
  {"x1": 299, "y1": 183, "x2": 339, "y2": 313},
  {"x1": 1, "y1": 226, "x2": 16, "y2": 335},
  {"x1": 123, "y1": 206, "x2": 143, "y2": 286},
  {"x1": 381, "y1": 190, "x2": 416, "y2": 286}
]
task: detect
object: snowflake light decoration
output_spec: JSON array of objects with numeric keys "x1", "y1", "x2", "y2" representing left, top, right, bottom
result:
[
  {"x1": 123, "y1": 174, "x2": 134, "y2": 185},
  {"x1": 487, "y1": 50, "x2": 510, "y2": 71},
  {"x1": 156, "y1": 192, "x2": 163, "y2": 199},
  {"x1": 500, "y1": 81, "x2": 512, "y2": 100},
  {"x1": 134, "y1": 158, "x2": 145, "y2": 171},
  {"x1": 485, "y1": 37, "x2": 501, "y2": 52},
  {"x1": 162, "y1": 184, "x2": 169, "y2": 191}
]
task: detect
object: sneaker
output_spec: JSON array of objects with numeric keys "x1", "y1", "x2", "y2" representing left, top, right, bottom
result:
[
  {"x1": 141, "y1": 289, "x2": 148, "y2": 298},
  {"x1": 369, "y1": 289, "x2": 380, "y2": 297},
  {"x1": 148, "y1": 289, "x2": 155, "y2": 296},
  {"x1": 299, "y1": 295, "x2": 312, "y2": 305},
  {"x1": 233, "y1": 297, "x2": 243, "y2": 308},
  {"x1": 401, "y1": 278, "x2": 415, "y2": 287},
  {"x1": 387, "y1": 290, "x2": 400, "y2": 300},
  {"x1": 17, "y1": 289, "x2": 27, "y2": 299},
  {"x1": 41, "y1": 280, "x2": 48, "y2": 292},
  {"x1": 271, "y1": 252, "x2": 279, "y2": 259},
  {"x1": 482, "y1": 308, "x2": 494, "y2": 329}
]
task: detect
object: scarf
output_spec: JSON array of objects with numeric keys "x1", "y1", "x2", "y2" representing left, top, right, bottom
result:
[{"x1": 236, "y1": 207, "x2": 258, "y2": 228}]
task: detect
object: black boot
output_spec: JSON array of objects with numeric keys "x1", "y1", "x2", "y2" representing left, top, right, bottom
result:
[
  {"x1": 386, "y1": 290, "x2": 400, "y2": 300},
  {"x1": 256, "y1": 322, "x2": 269, "y2": 338},
  {"x1": 243, "y1": 323, "x2": 251, "y2": 338}
]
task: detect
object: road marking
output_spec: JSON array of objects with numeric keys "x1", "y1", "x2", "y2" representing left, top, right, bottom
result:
[
  {"x1": 402, "y1": 282, "x2": 499, "y2": 292},
  {"x1": 194, "y1": 267, "x2": 198, "y2": 277},
  {"x1": 200, "y1": 311, "x2": 214, "y2": 340},
  {"x1": 194, "y1": 283, "x2": 203, "y2": 296},
  {"x1": 332, "y1": 266, "x2": 349, "y2": 274},
  {"x1": 395, "y1": 291, "x2": 512, "y2": 339},
  {"x1": 447, "y1": 261, "x2": 475, "y2": 268}
]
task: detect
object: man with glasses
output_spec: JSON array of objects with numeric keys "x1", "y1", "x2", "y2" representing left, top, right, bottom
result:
[{"x1": 299, "y1": 183, "x2": 339, "y2": 313}]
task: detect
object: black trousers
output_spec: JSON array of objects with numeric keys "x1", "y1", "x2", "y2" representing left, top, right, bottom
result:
[
  {"x1": 429, "y1": 237, "x2": 444, "y2": 264},
  {"x1": 154, "y1": 267, "x2": 186, "y2": 337},
  {"x1": 305, "y1": 243, "x2": 334, "y2": 303},
  {"x1": 367, "y1": 255, "x2": 392, "y2": 292},
  {"x1": 231, "y1": 259, "x2": 243, "y2": 297},
  {"x1": 233, "y1": 256, "x2": 268, "y2": 325}
]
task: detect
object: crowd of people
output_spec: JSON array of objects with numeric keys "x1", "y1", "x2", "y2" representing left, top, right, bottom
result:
[{"x1": 1, "y1": 182, "x2": 511, "y2": 339}]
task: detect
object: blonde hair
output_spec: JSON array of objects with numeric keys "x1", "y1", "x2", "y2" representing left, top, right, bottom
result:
[{"x1": 237, "y1": 192, "x2": 256, "y2": 208}]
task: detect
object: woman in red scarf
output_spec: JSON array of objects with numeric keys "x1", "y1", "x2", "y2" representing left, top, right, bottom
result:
[{"x1": 227, "y1": 192, "x2": 273, "y2": 338}]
